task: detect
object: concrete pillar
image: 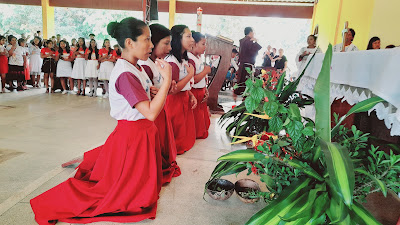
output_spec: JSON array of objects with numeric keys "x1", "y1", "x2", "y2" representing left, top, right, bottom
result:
[
  {"x1": 169, "y1": 0, "x2": 176, "y2": 29},
  {"x1": 41, "y1": 0, "x2": 55, "y2": 39},
  {"x1": 311, "y1": 0, "x2": 375, "y2": 51}
]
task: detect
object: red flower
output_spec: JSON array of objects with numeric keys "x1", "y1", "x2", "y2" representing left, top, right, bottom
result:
[
  {"x1": 251, "y1": 165, "x2": 258, "y2": 175},
  {"x1": 264, "y1": 96, "x2": 269, "y2": 102},
  {"x1": 289, "y1": 156, "x2": 293, "y2": 160},
  {"x1": 232, "y1": 105, "x2": 236, "y2": 109}
]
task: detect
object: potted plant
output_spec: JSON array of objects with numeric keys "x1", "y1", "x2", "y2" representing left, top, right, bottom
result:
[{"x1": 205, "y1": 44, "x2": 400, "y2": 224}]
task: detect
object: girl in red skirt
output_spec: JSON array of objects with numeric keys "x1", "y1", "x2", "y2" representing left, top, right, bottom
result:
[
  {"x1": 0, "y1": 36, "x2": 9, "y2": 93},
  {"x1": 164, "y1": 25, "x2": 197, "y2": 154},
  {"x1": 188, "y1": 32, "x2": 211, "y2": 139},
  {"x1": 139, "y1": 23, "x2": 181, "y2": 184},
  {"x1": 30, "y1": 17, "x2": 172, "y2": 225}
]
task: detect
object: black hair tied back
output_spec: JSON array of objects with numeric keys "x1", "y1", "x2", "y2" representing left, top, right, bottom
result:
[
  {"x1": 107, "y1": 17, "x2": 146, "y2": 49},
  {"x1": 107, "y1": 22, "x2": 119, "y2": 39}
]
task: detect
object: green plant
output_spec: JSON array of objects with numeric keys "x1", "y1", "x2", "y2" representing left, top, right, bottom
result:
[
  {"x1": 206, "y1": 44, "x2": 400, "y2": 224},
  {"x1": 219, "y1": 55, "x2": 316, "y2": 142}
]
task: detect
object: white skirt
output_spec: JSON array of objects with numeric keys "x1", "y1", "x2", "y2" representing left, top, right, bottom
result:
[
  {"x1": 98, "y1": 61, "x2": 114, "y2": 80},
  {"x1": 56, "y1": 60, "x2": 72, "y2": 78},
  {"x1": 29, "y1": 54, "x2": 42, "y2": 73},
  {"x1": 71, "y1": 58, "x2": 87, "y2": 80},
  {"x1": 85, "y1": 60, "x2": 99, "y2": 78}
]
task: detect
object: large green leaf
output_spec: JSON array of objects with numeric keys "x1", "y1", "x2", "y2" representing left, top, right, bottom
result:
[
  {"x1": 274, "y1": 71, "x2": 286, "y2": 95},
  {"x1": 218, "y1": 149, "x2": 260, "y2": 162},
  {"x1": 320, "y1": 140, "x2": 355, "y2": 207},
  {"x1": 326, "y1": 194, "x2": 349, "y2": 224},
  {"x1": 245, "y1": 97, "x2": 258, "y2": 113},
  {"x1": 246, "y1": 178, "x2": 312, "y2": 225},
  {"x1": 355, "y1": 168, "x2": 387, "y2": 197},
  {"x1": 288, "y1": 103, "x2": 301, "y2": 121},
  {"x1": 350, "y1": 201, "x2": 382, "y2": 225},
  {"x1": 218, "y1": 150, "x2": 323, "y2": 181},
  {"x1": 279, "y1": 50, "x2": 318, "y2": 101},
  {"x1": 331, "y1": 97, "x2": 385, "y2": 135},
  {"x1": 281, "y1": 187, "x2": 323, "y2": 221},
  {"x1": 285, "y1": 120, "x2": 304, "y2": 143},
  {"x1": 314, "y1": 44, "x2": 333, "y2": 143},
  {"x1": 269, "y1": 116, "x2": 283, "y2": 133},
  {"x1": 264, "y1": 101, "x2": 279, "y2": 117},
  {"x1": 208, "y1": 161, "x2": 247, "y2": 181}
]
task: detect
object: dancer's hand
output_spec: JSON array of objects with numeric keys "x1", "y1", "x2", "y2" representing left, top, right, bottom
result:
[
  {"x1": 185, "y1": 64, "x2": 195, "y2": 78},
  {"x1": 201, "y1": 89, "x2": 209, "y2": 103},
  {"x1": 190, "y1": 94, "x2": 197, "y2": 109},
  {"x1": 155, "y1": 59, "x2": 171, "y2": 82},
  {"x1": 168, "y1": 80, "x2": 177, "y2": 94},
  {"x1": 150, "y1": 86, "x2": 159, "y2": 99}
]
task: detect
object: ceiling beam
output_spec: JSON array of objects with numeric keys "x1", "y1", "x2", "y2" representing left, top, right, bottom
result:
[{"x1": 0, "y1": 0, "x2": 313, "y2": 18}]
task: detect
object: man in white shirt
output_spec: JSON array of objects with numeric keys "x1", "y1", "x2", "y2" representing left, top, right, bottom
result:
[{"x1": 333, "y1": 28, "x2": 359, "y2": 52}]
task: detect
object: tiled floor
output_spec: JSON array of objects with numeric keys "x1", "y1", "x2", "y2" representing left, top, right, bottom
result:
[{"x1": 0, "y1": 88, "x2": 266, "y2": 225}]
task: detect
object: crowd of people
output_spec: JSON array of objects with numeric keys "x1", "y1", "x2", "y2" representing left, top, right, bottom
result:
[{"x1": 0, "y1": 32, "x2": 122, "y2": 97}]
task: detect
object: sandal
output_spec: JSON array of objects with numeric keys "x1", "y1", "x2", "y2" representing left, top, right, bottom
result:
[
  {"x1": 81, "y1": 89, "x2": 86, "y2": 96},
  {"x1": 77, "y1": 89, "x2": 81, "y2": 95}
]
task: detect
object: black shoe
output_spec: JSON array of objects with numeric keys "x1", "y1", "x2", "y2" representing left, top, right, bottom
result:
[{"x1": 16, "y1": 86, "x2": 24, "y2": 91}]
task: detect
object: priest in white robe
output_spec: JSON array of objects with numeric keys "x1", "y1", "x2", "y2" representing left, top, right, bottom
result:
[{"x1": 333, "y1": 28, "x2": 359, "y2": 52}]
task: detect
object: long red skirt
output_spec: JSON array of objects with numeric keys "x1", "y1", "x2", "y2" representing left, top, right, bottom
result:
[
  {"x1": 191, "y1": 88, "x2": 211, "y2": 139},
  {"x1": 164, "y1": 91, "x2": 196, "y2": 154},
  {"x1": 30, "y1": 119, "x2": 162, "y2": 225},
  {"x1": 155, "y1": 107, "x2": 181, "y2": 184}
]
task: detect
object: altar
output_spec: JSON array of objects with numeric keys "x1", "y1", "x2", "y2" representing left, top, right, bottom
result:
[{"x1": 297, "y1": 48, "x2": 400, "y2": 136}]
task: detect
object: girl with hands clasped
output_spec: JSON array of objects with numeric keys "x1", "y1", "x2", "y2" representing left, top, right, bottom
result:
[
  {"x1": 139, "y1": 23, "x2": 181, "y2": 184},
  {"x1": 71, "y1": 37, "x2": 87, "y2": 95},
  {"x1": 98, "y1": 39, "x2": 117, "y2": 98},
  {"x1": 55, "y1": 40, "x2": 74, "y2": 94},
  {"x1": 188, "y1": 31, "x2": 211, "y2": 139},
  {"x1": 85, "y1": 39, "x2": 100, "y2": 97},
  {"x1": 164, "y1": 25, "x2": 197, "y2": 154},
  {"x1": 31, "y1": 17, "x2": 171, "y2": 224}
]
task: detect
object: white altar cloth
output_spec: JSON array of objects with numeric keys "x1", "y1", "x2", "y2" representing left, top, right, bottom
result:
[{"x1": 297, "y1": 48, "x2": 400, "y2": 136}]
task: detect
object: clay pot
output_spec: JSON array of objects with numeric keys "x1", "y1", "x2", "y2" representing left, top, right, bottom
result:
[
  {"x1": 235, "y1": 179, "x2": 261, "y2": 203},
  {"x1": 206, "y1": 179, "x2": 235, "y2": 201}
]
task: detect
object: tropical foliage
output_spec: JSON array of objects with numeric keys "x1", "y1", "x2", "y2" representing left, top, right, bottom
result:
[{"x1": 206, "y1": 44, "x2": 400, "y2": 224}]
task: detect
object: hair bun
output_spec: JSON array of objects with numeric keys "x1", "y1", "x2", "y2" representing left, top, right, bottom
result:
[{"x1": 107, "y1": 22, "x2": 119, "y2": 38}]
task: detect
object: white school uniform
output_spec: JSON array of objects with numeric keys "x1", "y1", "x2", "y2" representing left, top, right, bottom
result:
[
  {"x1": 56, "y1": 51, "x2": 73, "y2": 78},
  {"x1": 165, "y1": 55, "x2": 193, "y2": 91},
  {"x1": 98, "y1": 49, "x2": 115, "y2": 80},
  {"x1": 109, "y1": 59, "x2": 152, "y2": 121},
  {"x1": 71, "y1": 48, "x2": 87, "y2": 79},
  {"x1": 29, "y1": 45, "x2": 42, "y2": 74},
  {"x1": 187, "y1": 52, "x2": 206, "y2": 89},
  {"x1": 85, "y1": 51, "x2": 99, "y2": 78},
  {"x1": 138, "y1": 58, "x2": 163, "y2": 89}
]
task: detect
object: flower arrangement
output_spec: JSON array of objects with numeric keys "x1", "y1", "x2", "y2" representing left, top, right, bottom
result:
[{"x1": 206, "y1": 45, "x2": 400, "y2": 224}]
